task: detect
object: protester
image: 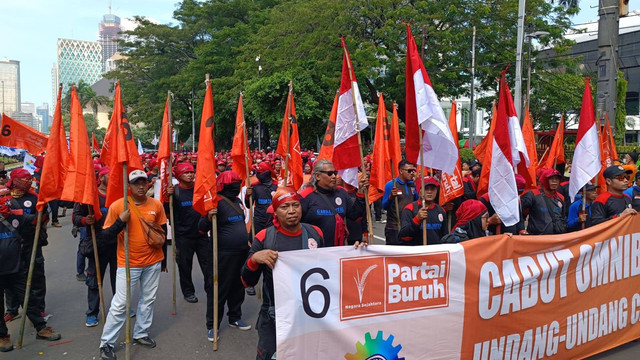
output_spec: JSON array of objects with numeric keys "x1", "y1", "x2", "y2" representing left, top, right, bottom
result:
[
  {"x1": 166, "y1": 162, "x2": 208, "y2": 304},
  {"x1": 0, "y1": 194, "x2": 61, "y2": 352},
  {"x1": 199, "y1": 170, "x2": 252, "y2": 342},
  {"x1": 478, "y1": 174, "x2": 526, "y2": 235},
  {"x1": 591, "y1": 165, "x2": 637, "y2": 226},
  {"x1": 241, "y1": 187, "x2": 324, "y2": 359},
  {"x1": 622, "y1": 151, "x2": 638, "y2": 187},
  {"x1": 398, "y1": 176, "x2": 447, "y2": 245},
  {"x1": 342, "y1": 178, "x2": 369, "y2": 245},
  {"x1": 623, "y1": 171, "x2": 640, "y2": 211},
  {"x1": 98, "y1": 170, "x2": 168, "y2": 360},
  {"x1": 442, "y1": 199, "x2": 489, "y2": 242},
  {"x1": 462, "y1": 167, "x2": 481, "y2": 200},
  {"x1": 381, "y1": 160, "x2": 418, "y2": 245},
  {"x1": 520, "y1": 168, "x2": 567, "y2": 235},
  {"x1": 299, "y1": 159, "x2": 368, "y2": 247},
  {"x1": 245, "y1": 162, "x2": 278, "y2": 233},
  {"x1": 567, "y1": 183, "x2": 598, "y2": 231},
  {"x1": 72, "y1": 166, "x2": 117, "y2": 327}
]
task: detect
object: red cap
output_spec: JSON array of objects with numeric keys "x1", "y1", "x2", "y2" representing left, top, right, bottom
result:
[
  {"x1": 174, "y1": 162, "x2": 195, "y2": 178},
  {"x1": 256, "y1": 161, "x2": 272, "y2": 174},
  {"x1": 417, "y1": 176, "x2": 439, "y2": 189},
  {"x1": 217, "y1": 170, "x2": 242, "y2": 191}
]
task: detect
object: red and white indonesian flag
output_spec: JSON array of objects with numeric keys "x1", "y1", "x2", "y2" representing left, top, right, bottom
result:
[
  {"x1": 488, "y1": 71, "x2": 528, "y2": 227},
  {"x1": 405, "y1": 25, "x2": 458, "y2": 174},
  {"x1": 569, "y1": 78, "x2": 601, "y2": 201},
  {"x1": 334, "y1": 38, "x2": 368, "y2": 188}
]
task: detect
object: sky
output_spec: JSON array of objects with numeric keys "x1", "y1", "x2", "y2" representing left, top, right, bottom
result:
[{"x1": 0, "y1": 0, "x2": 633, "y2": 113}]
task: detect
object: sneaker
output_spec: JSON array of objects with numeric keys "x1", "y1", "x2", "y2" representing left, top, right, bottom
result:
[
  {"x1": 100, "y1": 345, "x2": 116, "y2": 360},
  {"x1": 379, "y1": 219, "x2": 387, "y2": 224},
  {"x1": 86, "y1": 315, "x2": 99, "y2": 327},
  {"x1": 228, "y1": 319, "x2": 251, "y2": 331},
  {"x1": 184, "y1": 294, "x2": 198, "y2": 303},
  {"x1": 3, "y1": 313, "x2": 20, "y2": 323},
  {"x1": 36, "y1": 326, "x2": 61, "y2": 341},
  {"x1": 133, "y1": 336, "x2": 156, "y2": 348},
  {"x1": 76, "y1": 273, "x2": 87, "y2": 282},
  {"x1": 207, "y1": 329, "x2": 219, "y2": 342},
  {"x1": 246, "y1": 287, "x2": 256, "y2": 296},
  {"x1": 129, "y1": 310, "x2": 136, "y2": 318},
  {"x1": 0, "y1": 335, "x2": 13, "y2": 352},
  {"x1": 51, "y1": 222, "x2": 62, "y2": 228}
]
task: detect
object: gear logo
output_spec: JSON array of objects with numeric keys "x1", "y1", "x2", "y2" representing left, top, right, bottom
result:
[{"x1": 345, "y1": 331, "x2": 404, "y2": 360}]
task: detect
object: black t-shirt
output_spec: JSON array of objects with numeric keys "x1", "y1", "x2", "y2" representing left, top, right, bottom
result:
[
  {"x1": 167, "y1": 185, "x2": 206, "y2": 238},
  {"x1": 398, "y1": 201, "x2": 447, "y2": 245},
  {"x1": 198, "y1": 195, "x2": 249, "y2": 253},
  {"x1": 248, "y1": 182, "x2": 278, "y2": 233},
  {"x1": 591, "y1": 192, "x2": 632, "y2": 226}
]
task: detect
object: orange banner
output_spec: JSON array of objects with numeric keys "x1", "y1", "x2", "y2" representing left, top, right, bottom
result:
[{"x1": 0, "y1": 113, "x2": 48, "y2": 155}]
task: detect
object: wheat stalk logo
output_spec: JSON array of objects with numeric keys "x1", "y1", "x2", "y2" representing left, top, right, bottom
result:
[{"x1": 354, "y1": 265, "x2": 378, "y2": 303}]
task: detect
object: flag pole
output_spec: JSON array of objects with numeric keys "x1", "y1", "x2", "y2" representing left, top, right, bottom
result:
[
  {"x1": 123, "y1": 162, "x2": 132, "y2": 360},
  {"x1": 389, "y1": 160, "x2": 401, "y2": 225},
  {"x1": 419, "y1": 148, "x2": 427, "y2": 246},
  {"x1": 167, "y1": 90, "x2": 177, "y2": 316},
  {"x1": 88, "y1": 207, "x2": 106, "y2": 324},
  {"x1": 17, "y1": 211, "x2": 43, "y2": 348},
  {"x1": 282, "y1": 82, "x2": 293, "y2": 186},
  {"x1": 342, "y1": 41, "x2": 374, "y2": 244},
  {"x1": 212, "y1": 214, "x2": 219, "y2": 350},
  {"x1": 240, "y1": 92, "x2": 256, "y2": 240}
]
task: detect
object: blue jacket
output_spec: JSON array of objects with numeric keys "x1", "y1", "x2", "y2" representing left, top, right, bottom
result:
[
  {"x1": 567, "y1": 195, "x2": 592, "y2": 231},
  {"x1": 382, "y1": 177, "x2": 418, "y2": 210}
]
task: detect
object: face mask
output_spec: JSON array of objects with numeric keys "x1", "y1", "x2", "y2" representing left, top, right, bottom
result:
[
  {"x1": 221, "y1": 181, "x2": 242, "y2": 198},
  {"x1": 257, "y1": 171, "x2": 272, "y2": 184}
]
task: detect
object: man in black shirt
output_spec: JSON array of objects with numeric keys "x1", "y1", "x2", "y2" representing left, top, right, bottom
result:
[
  {"x1": 245, "y1": 162, "x2": 278, "y2": 233},
  {"x1": 521, "y1": 168, "x2": 567, "y2": 235},
  {"x1": 166, "y1": 162, "x2": 207, "y2": 304},
  {"x1": 591, "y1": 165, "x2": 637, "y2": 225},
  {"x1": 398, "y1": 176, "x2": 447, "y2": 245}
]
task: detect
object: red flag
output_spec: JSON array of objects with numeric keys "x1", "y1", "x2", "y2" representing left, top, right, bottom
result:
[
  {"x1": 231, "y1": 94, "x2": 252, "y2": 185},
  {"x1": 519, "y1": 107, "x2": 538, "y2": 190},
  {"x1": 36, "y1": 86, "x2": 69, "y2": 212},
  {"x1": 193, "y1": 81, "x2": 218, "y2": 216},
  {"x1": 157, "y1": 96, "x2": 173, "y2": 203},
  {"x1": 317, "y1": 92, "x2": 338, "y2": 162},
  {"x1": 389, "y1": 102, "x2": 402, "y2": 173},
  {"x1": 0, "y1": 113, "x2": 48, "y2": 155},
  {"x1": 368, "y1": 93, "x2": 393, "y2": 204},
  {"x1": 439, "y1": 101, "x2": 464, "y2": 205},
  {"x1": 476, "y1": 102, "x2": 497, "y2": 197},
  {"x1": 60, "y1": 87, "x2": 102, "y2": 220},
  {"x1": 543, "y1": 115, "x2": 565, "y2": 169},
  {"x1": 276, "y1": 86, "x2": 303, "y2": 190},
  {"x1": 101, "y1": 82, "x2": 144, "y2": 207},
  {"x1": 91, "y1": 132, "x2": 100, "y2": 154}
]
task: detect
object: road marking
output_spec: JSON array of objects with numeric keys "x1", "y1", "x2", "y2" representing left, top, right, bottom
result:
[{"x1": 373, "y1": 235, "x2": 386, "y2": 243}]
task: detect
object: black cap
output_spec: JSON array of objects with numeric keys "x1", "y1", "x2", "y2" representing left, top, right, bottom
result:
[
  {"x1": 602, "y1": 165, "x2": 632, "y2": 179},
  {"x1": 583, "y1": 183, "x2": 598, "y2": 191},
  {"x1": 628, "y1": 151, "x2": 638, "y2": 163}
]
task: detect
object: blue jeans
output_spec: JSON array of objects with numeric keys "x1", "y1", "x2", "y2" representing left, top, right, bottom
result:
[{"x1": 99, "y1": 262, "x2": 161, "y2": 347}]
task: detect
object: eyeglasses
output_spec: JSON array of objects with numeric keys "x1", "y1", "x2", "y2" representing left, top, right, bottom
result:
[
  {"x1": 615, "y1": 175, "x2": 630, "y2": 182},
  {"x1": 402, "y1": 168, "x2": 416, "y2": 174},
  {"x1": 319, "y1": 170, "x2": 339, "y2": 176}
]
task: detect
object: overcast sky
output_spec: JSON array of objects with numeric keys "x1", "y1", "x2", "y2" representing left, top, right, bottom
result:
[{"x1": 0, "y1": 0, "x2": 628, "y2": 112}]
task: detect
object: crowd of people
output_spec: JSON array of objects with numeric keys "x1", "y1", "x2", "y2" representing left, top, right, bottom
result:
[{"x1": 0, "y1": 147, "x2": 638, "y2": 359}]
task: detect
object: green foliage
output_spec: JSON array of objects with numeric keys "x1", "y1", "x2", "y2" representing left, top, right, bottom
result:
[
  {"x1": 616, "y1": 70, "x2": 628, "y2": 144},
  {"x1": 459, "y1": 148, "x2": 476, "y2": 164}
]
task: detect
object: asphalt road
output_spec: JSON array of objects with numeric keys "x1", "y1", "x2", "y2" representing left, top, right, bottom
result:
[{"x1": 2, "y1": 214, "x2": 639, "y2": 359}]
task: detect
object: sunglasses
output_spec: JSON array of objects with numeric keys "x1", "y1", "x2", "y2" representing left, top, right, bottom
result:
[
  {"x1": 319, "y1": 170, "x2": 339, "y2": 176},
  {"x1": 615, "y1": 175, "x2": 629, "y2": 182},
  {"x1": 402, "y1": 168, "x2": 417, "y2": 174}
]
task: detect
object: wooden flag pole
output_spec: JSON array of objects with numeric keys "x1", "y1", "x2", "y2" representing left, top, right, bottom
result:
[
  {"x1": 343, "y1": 43, "x2": 374, "y2": 243},
  {"x1": 282, "y1": 82, "x2": 293, "y2": 187},
  {"x1": 212, "y1": 215, "x2": 219, "y2": 350},
  {"x1": 389, "y1": 161, "x2": 401, "y2": 225},
  {"x1": 167, "y1": 90, "x2": 177, "y2": 316},
  {"x1": 419, "y1": 150, "x2": 428, "y2": 245},
  {"x1": 581, "y1": 187, "x2": 587, "y2": 230},
  {"x1": 88, "y1": 207, "x2": 106, "y2": 324},
  {"x1": 240, "y1": 92, "x2": 256, "y2": 240},
  {"x1": 123, "y1": 163, "x2": 132, "y2": 360},
  {"x1": 17, "y1": 211, "x2": 43, "y2": 348}
]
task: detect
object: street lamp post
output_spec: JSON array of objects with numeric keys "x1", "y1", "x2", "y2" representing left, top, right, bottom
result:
[
  {"x1": 256, "y1": 55, "x2": 262, "y2": 151},
  {"x1": 191, "y1": 90, "x2": 195, "y2": 152},
  {"x1": 524, "y1": 30, "x2": 550, "y2": 117}
]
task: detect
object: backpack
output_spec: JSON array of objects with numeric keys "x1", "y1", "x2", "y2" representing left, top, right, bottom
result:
[{"x1": 263, "y1": 223, "x2": 321, "y2": 251}]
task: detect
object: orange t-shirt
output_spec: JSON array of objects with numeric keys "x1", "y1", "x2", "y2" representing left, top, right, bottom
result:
[{"x1": 103, "y1": 197, "x2": 168, "y2": 268}]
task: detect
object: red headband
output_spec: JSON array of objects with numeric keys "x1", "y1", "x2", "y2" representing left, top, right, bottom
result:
[
  {"x1": 174, "y1": 162, "x2": 195, "y2": 179},
  {"x1": 271, "y1": 187, "x2": 300, "y2": 210}
]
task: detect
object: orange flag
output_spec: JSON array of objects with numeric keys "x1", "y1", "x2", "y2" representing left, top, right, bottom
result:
[
  {"x1": 231, "y1": 94, "x2": 251, "y2": 186},
  {"x1": 605, "y1": 114, "x2": 618, "y2": 161},
  {"x1": 476, "y1": 102, "x2": 498, "y2": 198},
  {"x1": 518, "y1": 106, "x2": 538, "y2": 190},
  {"x1": 0, "y1": 113, "x2": 48, "y2": 155},
  {"x1": 157, "y1": 95, "x2": 173, "y2": 204},
  {"x1": 36, "y1": 86, "x2": 69, "y2": 212},
  {"x1": 193, "y1": 80, "x2": 218, "y2": 216},
  {"x1": 276, "y1": 86, "x2": 303, "y2": 190},
  {"x1": 543, "y1": 115, "x2": 565, "y2": 169},
  {"x1": 317, "y1": 92, "x2": 339, "y2": 162},
  {"x1": 368, "y1": 93, "x2": 393, "y2": 204},
  {"x1": 389, "y1": 102, "x2": 402, "y2": 173},
  {"x1": 101, "y1": 82, "x2": 144, "y2": 207},
  {"x1": 92, "y1": 132, "x2": 101, "y2": 154},
  {"x1": 439, "y1": 101, "x2": 464, "y2": 204},
  {"x1": 60, "y1": 87, "x2": 102, "y2": 220}
]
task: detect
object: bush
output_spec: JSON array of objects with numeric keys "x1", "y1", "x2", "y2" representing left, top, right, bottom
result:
[{"x1": 459, "y1": 148, "x2": 476, "y2": 164}]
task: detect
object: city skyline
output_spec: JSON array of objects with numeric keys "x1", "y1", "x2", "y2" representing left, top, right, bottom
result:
[{"x1": 0, "y1": 0, "x2": 620, "y2": 115}]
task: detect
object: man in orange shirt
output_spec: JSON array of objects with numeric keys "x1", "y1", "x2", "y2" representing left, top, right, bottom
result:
[{"x1": 98, "y1": 170, "x2": 168, "y2": 360}]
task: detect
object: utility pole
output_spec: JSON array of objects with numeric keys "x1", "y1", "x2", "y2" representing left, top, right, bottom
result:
[
  {"x1": 469, "y1": 26, "x2": 476, "y2": 147},
  {"x1": 514, "y1": 0, "x2": 526, "y2": 121},
  {"x1": 596, "y1": 0, "x2": 619, "y2": 130}
]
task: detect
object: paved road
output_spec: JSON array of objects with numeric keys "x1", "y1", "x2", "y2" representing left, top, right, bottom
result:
[{"x1": 3, "y1": 214, "x2": 639, "y2": 359}]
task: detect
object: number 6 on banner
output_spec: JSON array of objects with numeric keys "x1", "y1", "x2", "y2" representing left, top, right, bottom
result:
[{"x1": 300, "y1": 268, "x2": 330, "y2": 318}]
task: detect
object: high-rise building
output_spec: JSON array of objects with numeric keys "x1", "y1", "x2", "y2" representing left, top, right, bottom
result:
[
  {"x1": 37, "y1": 103, "x2": 50, "y2": 134},
  {"x1": 99, "y1": 13, "x2": 121, "y2": 73},
  {"x1": 11, "y1": 111, "x2": 39, "y2": 131},
  {"x1": 21, "y1": 102, "x2": 35, "y2": 115},
  {"x1": 51, "y1": 63, "x2": 59, "y2": 109},
  {"x1": 0, "y1": 58, "x2": 20, "y2": 115},
  {"x1": 57, "y1": 38, "x2": 102, "y2": 95}
]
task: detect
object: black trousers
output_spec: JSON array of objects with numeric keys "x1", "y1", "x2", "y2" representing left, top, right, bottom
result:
[
  {"x1": 256, "y1": 309, "x2": 276, "y2": 360},
  {"x1": 0, "y1": 272, "x2": 47, "y2": 336},
  {"x1": 176, "y1": 235, "x2": 208, "y2": 297},
  {"x1": 48, "y1": 200, "x2": 59, "y2": 223},
  {"x1": 373, "y1": 198, "x2": 382, "y2": 221},
  {"x1": 385, "y1": 228, "x2": 399, "y2": 245},
  {"x1": 86, "y1": 245, "x2": 117, "y2": 317},
  {"x1": 205, "y1": 250, "x2": 247, "y2": 330},
  {"x1": 5, "y1": 247, "x2": 46, "y2": 315}
]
